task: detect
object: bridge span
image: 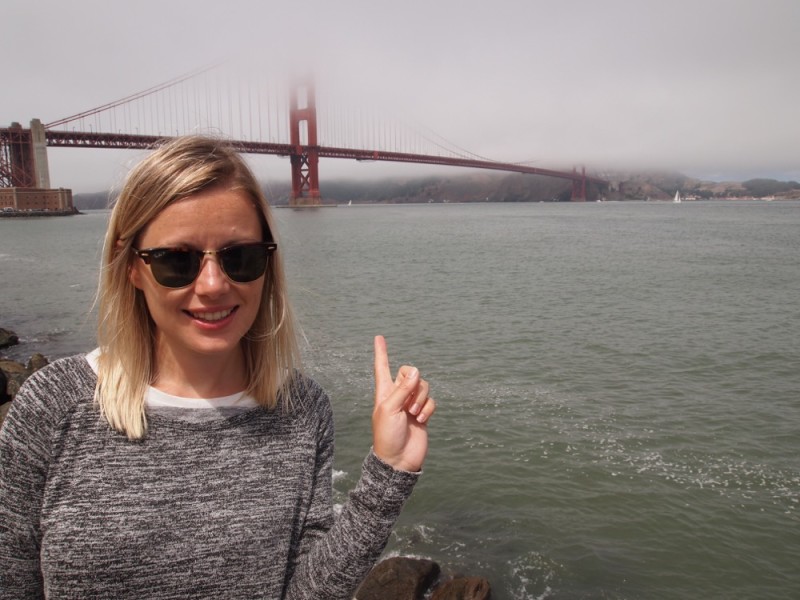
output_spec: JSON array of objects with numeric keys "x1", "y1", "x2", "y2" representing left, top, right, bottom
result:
[{"x1": 2, "y1": 75, "x2": 607, "y2": 206}]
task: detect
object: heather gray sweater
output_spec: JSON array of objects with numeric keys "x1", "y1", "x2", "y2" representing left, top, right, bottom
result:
[{"x1": 0, "y1": 356, "x2": 419, "y2": 599}]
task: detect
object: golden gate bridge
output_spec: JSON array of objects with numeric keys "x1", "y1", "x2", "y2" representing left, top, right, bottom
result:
[{"x1": 0, "y1": 65, "x2": 607, "y2": 207}]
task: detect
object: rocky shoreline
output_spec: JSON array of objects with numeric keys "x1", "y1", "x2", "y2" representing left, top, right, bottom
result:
[
  {"x1": 0, "y1": 327, "x2": 50, "y2": 426},
  {"x1": 0, "y1": 326, "x2": 491, "y2": 599}
]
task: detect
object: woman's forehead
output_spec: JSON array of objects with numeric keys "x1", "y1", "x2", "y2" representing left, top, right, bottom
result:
[{"x1": 139, "y1": 188, "x2": 264, "y2": 245}]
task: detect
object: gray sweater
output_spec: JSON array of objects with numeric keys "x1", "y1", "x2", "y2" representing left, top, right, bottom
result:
[{"x1": 0, "y1": 356, "x2": 419, "y2": 599}]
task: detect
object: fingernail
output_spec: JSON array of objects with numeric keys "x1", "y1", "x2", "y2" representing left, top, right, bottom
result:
[
  {"x1": 417, "y1": 412, "x2": 427, "y2": 423},
  {"x1": 410, "y1": 403, "x2": 420, "y2": 415},
  {"x1": 407, "y1": 368, "x2": 418, "y2": 380}
]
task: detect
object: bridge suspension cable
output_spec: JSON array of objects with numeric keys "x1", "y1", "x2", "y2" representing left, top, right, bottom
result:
[
  {"x1": 24, "y1": 63, "x2": 607, "y2": 204},
  {"x1": 44, "y1": 64, "x2": 218, "y2": 129}
]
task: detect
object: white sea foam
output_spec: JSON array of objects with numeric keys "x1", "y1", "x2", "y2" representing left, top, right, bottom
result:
[{"x1": 507, "y1": 551, "x2": 561, "y2": 600}]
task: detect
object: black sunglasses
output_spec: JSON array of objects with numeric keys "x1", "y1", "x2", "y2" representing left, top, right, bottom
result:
[{"x1": 132, "y1": 242, "x2": 277, "y2": 288}]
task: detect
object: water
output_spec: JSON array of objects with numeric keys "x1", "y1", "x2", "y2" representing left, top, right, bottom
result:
[{"x1": 1, "y1": 201, "x2": 798, "y2": 599}]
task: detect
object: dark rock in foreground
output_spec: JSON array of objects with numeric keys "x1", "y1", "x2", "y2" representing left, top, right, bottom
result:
[
  {"x1": 356, "y1": 556, "x2": 441, "y2": 600},
  {"x1": 0, "y1": 349, "x2": 49, "y2": 426},
  {"x1": 0, "y1": 402, "x2": 10, "y2": 428},
  {"x1": 431, "y1": 576, "x2": 492, "y2": 600},
  {"x1": 355, "y1": 556, "x2": 492, "y2": 600},
  {"x1": 0, "y1": 327, "x2": 19, "y2": 349}
]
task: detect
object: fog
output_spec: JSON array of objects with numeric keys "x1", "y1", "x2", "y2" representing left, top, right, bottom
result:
[{"x1": 4, "y1": 0, "x2": 799, "y2": 192}]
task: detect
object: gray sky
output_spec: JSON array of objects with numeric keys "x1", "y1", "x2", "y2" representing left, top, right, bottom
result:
[{"x1": 3, "y1": 0, "x2": 799, "y2": 192}]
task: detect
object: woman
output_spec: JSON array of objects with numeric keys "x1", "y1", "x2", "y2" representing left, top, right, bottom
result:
[{"x1": 0, "y1": 136, "x2": 435, "y2": 599}]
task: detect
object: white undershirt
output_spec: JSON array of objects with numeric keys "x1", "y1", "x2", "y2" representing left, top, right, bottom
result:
[{"x1": 85, "y1": 348, "x2": 259, "y2": 409}]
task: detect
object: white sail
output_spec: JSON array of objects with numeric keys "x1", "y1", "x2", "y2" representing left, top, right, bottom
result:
[{"x1": 673, "y1": 191, "x2": 682, "y2": 203}]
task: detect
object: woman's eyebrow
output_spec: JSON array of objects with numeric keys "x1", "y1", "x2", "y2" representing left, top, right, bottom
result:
[{"x1": 141, "y1": 236, "x2": 263, "y2": 249}]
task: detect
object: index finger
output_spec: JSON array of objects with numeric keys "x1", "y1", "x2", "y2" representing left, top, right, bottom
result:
[{"x1": 373, "y1": 335, "x2": 393, "y2": 388}]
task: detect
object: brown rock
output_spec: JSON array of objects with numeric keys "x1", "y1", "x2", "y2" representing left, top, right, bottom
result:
[
  {"x1": 0, "y1": 401, "x2": 10, "y2": 430},
  {"x1": 0, "y1": 353, "x2": 48, "y2": 401},
  {"x1": 0, "y1": 359, "x2": 31, "y2": 401},
  {"x1": 6, "y1": 378, "x2": 22, "y2": 398},
  {"x1": 0, "y1": 359, "x2": 28, "y2": 377},
  {"x1": 27, "y1": 352, "x2": 49, "y2": 372},
  {"x1": 356, "y1": 557, "x2": 440, "y2": 600},
  {"x1": 430, "y1": 577, "x2": 492, "y2": 600}
]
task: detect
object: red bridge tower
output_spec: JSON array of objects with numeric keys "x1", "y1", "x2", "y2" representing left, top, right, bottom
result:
[
  {"x1": 289, "y1": 81, "x2": 321, "y2": 207},
  {"x1": 571, "y1": 166, "x2": 587, "y2": 202}
]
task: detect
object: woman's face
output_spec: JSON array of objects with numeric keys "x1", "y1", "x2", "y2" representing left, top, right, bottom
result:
[{"x1": 129, "y1": 185, "x2": 266, "y2": 370}]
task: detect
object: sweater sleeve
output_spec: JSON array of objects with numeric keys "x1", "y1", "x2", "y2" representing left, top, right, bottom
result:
[
  {"x1": 0, "y1": 378, "x2": 56, "y2": 599},
  {"x1": 284, "y1": 385, "x2": 420, "y2": 600}
]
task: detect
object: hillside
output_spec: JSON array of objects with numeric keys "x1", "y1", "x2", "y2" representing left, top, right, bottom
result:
[{"x1": 605, "y1": 172, "x2": 800, "y2": 201}]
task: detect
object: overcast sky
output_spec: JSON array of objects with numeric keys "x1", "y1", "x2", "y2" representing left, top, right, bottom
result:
[{"x1": 3, "y1": 0, "x2": 799, "y2": 193}]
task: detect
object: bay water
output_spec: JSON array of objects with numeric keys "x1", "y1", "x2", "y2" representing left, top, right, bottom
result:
[{"x1": 1, "y1": 201, "x2": 798, "y2": 599}]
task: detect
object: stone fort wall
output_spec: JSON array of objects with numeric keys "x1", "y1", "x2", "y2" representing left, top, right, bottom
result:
[{"x1": 0, "y1": 187, "x2": 74, "y2": 212}]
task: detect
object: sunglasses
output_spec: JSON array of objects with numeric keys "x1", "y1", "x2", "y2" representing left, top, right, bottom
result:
[{"x1": 132, "y1": 242, "x2": 277, "y2": 288}]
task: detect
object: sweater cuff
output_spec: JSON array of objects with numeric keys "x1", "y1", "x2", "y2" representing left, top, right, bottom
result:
[{"x1": 355, "y1": 449, "x2": 421, "y2": 514}]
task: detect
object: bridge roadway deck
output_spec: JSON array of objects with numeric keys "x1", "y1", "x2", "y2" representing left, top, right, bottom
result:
[{"x1": 5, "y1": 129, "x2": 607, "y2": 186}]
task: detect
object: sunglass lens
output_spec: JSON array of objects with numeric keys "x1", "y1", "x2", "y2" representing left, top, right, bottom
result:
[
  {"x1": 221, "y1": 244, "x2": 268, "y2": 283},
  {"x1": 150, "y1": 249, "x2": 200, "y2": 288}
]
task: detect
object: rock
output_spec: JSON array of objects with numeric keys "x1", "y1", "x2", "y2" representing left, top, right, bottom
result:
[
  {"x1": 0, "y1": 401, "x2": 10, "y2": 430},
  {"x1": 0, "y1": 333, "x2": 51, "y2": 428},
  {"x1": 0, "y1": 358, "x2": 32, "y2": 402},
  {"x1": 0, "y1": 327, "x2": 19, "y2": 349},
  {"x1": 27, "y1": 352, "x2": 49, "y2": 372},
  {"x1": 0, "y1": 368, "x2": 7, "y2": 403},
  {"x1": 0, "y1": 354, "x2": 49, "y2": 401},
  {"x1": 0, "y1": 359, "x2": 29, "y2": 377},
  {"x1": 7, "y1": 378, "x2": 22, "y2": 398},
  {"x1": 430, "y1": 577, "x2": 492, "y2": 600},
  {"x1": 356, "y1": 557, "x2": 441, "y2": 600}
]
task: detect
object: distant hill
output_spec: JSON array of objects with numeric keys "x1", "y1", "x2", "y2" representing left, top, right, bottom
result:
[
  {"x1": 73, "y1": 191, "x2": 114, "y2": 210},
  {"x1": 603, "y1": 171, "x2": 800, "y2": 201},
  {"x1": 73, "y1": 171, "x2": 800, "y2": 210}
]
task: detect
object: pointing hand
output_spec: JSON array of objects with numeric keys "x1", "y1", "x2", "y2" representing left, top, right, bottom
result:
[{"x1": 371, "y1": 335, "x2": 435, "y2": 472}]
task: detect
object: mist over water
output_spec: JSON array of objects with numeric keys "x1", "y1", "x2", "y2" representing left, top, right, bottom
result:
[{"x1": 2, "y1": 201, "x2": 798, "y2": 599}]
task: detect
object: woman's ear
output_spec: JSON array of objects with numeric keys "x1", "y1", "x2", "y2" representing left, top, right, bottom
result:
[
  {"x1": 129, "y1": 262, "x2": 144, "y2": 290},
  {"x1": 118, "y1": 240, "x2": 144, "y2": 290}
]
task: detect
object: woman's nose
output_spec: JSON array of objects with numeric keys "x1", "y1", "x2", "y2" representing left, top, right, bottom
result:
[{"x1": 193, "y1": 255, "x2": 229, "y2": 296}]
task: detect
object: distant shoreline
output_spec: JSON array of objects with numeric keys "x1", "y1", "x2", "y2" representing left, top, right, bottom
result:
[
  {"x1": 70, "y1": 170, "x2": 800, "y2": 209},
  {"x1": 0, "y1": 209, "x2": 82, "y2": 218}
]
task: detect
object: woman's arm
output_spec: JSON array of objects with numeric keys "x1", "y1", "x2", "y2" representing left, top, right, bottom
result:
[
  {"x1": 284, "y1": 336, "x2": 433, "y2": 600},
  {"x1": 284, "y1": 445, "x2": 419, "y2": 600}
]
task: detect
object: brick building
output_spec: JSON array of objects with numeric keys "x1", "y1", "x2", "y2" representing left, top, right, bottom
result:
[{"x1": 0, "y1": 187, "x2": 74, "y2": 212}]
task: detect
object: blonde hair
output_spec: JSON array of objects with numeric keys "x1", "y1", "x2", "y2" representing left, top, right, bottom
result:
[{"x1": 96, "y1": 135, "x2": 300, "y2": 439}]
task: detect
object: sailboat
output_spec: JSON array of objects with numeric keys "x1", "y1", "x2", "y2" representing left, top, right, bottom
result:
[{"x1": 673, "y1": 191, "x2": 682, "y2": 204}]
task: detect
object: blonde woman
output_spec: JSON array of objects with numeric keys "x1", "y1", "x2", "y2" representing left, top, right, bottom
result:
[{"x1": 0, "y1": 136, "x2": 435, "y2": 599}]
